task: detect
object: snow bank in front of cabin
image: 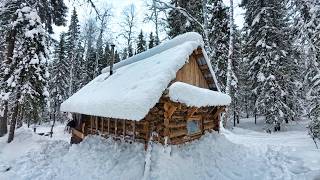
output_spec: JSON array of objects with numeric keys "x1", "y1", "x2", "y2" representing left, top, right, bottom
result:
[
  {"x1": 1, "y1": 125, "x2": 320, "y2": 180},
  {"x1": 61, "y1": 34, "x2": 203, "y2": 121},
  {"x1": 168, "y1": 82, "x2": 231, "y2": 107}
]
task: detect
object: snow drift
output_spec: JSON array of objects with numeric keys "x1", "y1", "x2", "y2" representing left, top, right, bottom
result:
[{"x1": 1, "y1": 126, "x2": 318, "y2": 180}]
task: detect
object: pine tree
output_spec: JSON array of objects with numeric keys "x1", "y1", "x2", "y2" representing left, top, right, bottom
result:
[
  {"x1": 73, "y1": 41, "x2": 85, "y2": 91},
  {"x1": 242, "y1": 0, "x2": 299, "y2": 130},
  {"x1": 137, "y1": 30, "x2": 146, "y2": 53},
  {"x1": 83, "y1": 19, "x2": 97, "y2": 84},
  {"x1": 4, "y1": 5, "x2": 49, "y2": 142},
  {"x1": 293, "y1": 0, "x2": 320, "y2": 140},
  {"x1": 50, "y1": 33, "x2": 68, "y2": 122},
  {"x1": 149, "y1": 32, "x2": 155, "y2": 49},
  {"x1": 208, "y1": 0, "x2": 230, "y2": 91},
  {"x1": 101, "y1": 43, "x2": 111, "y2": 69},
  {"x1": 0, "y1": 0, "x2": 67, "y2": 138},
  {"x1": 65, "y1": 8, "x2": 80, "y2": 95},
  {"x1": 95, "y1": 31, "x2": 104, "y2": 77},
  {"x1": 167, "y1": 0, "x2": 203, "y2": 38}
]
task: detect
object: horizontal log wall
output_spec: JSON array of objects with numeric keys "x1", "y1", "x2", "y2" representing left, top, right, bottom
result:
[
  {"x1": 161, "y1": 97, "x2": 223, "y2": 145},
  {"x1": 71, "y1": 97, "x2": 223, "y2": 146}
]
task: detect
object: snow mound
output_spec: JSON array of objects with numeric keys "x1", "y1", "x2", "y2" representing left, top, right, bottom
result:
[
  {"x1": 1, "y1": 127, "x2": 318, "y2": 180},
  {"x1": 168, "y1": 82, "x2": 231, "y2": 107},
  {"x1": 61, "y1": 32, "x2": 219, "y2": 121}
]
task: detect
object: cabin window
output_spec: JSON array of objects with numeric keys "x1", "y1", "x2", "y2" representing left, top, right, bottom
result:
[{"x1": 187, "y1": 119, "x2": 201, "y2": 135}]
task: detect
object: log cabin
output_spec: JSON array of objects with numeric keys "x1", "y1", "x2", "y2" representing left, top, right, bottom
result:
[{"x1": 60, "y1": 32, "x2": 231, "y2": 147}]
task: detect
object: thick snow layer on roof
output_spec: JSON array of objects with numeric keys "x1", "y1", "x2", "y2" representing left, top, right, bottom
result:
[
  {"x1": 61, "y1": 33, "x2": 207, "y2": 120},
  {"x1": 168, "y1": 82, "x2": 231, "y2": 107},
  {"x1": 61, "y1": 33, "x2": 222, "y2": 120}
]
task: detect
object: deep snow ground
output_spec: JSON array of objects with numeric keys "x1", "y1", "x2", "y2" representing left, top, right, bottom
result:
[{"x1": 0, "y1": 119, "x2": 319, "y2": 180}]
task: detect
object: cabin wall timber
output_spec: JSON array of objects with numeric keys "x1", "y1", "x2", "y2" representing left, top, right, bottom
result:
[
  {"x1": 71, "y1": 96, "x2": 225, "y2": 146},
  {"x1": 175, "y1": 54, "x2": 209, "y2": 89}
]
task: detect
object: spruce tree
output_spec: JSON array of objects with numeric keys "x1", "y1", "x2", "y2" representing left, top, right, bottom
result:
[
  {"x1": 137, "y1": 30, "x2": 146, "y2": 53},
  {"x1": 65, "y1": 8, "x2": 80, "y2": 95},
  {"x1": 0, "y1": 0, "x2": 67, "y2": 138},
  {"x1": 149, "y1": 32, "x2": 155, "y2": 49},
  {"x1": 50, "y1": 33, "x2": 68, "y2": 121},
  {"x1": 293, "y1": 0, "x2": 320, "y2": 140},
  {"x1": 3, "y1": 5, "x2": 49, "y2": 142},
  {"x1": 167, "y1": 0, "x2": 203, "y2": 38},
  {"x1": 83, "y1": 19, "x2": 97, "y2": 84},
  {"x1": 242, "y1": 0, "x2": 299, "y2": 130},
  {"x1": 208, "y1": 0, "x2": 229, "y2": 91}
]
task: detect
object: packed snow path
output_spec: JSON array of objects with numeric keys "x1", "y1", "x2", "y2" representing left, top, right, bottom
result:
[{"x1": 0, "y1": 123, "x2": 319, "y2": 180}]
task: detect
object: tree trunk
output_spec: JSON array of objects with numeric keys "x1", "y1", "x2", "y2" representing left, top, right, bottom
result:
[
  {"x1": 5, "y1": 27, "x2": 18, "y2": 142},
  {"x1": 16, "y1": 106, "x2": 23, "y2": 128},
  {"x1": 7, "y1": 100, "x2": 19, "y2": 143},
  {"x1": 223, "y1": 0, "x2": 234, "y2": 127},
  {"x1": 50, "y1": 105, "x2": 57, "y2": 138},
  {"x1": 0, "y1": 101, "x2": 8, "y2": 137}
]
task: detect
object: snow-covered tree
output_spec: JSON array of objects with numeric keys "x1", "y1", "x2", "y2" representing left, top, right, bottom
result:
[
  {"x1": 49, "y1": 33, "x2": 68, "y2": 122},
  {"x1": 292, "y1": 0, "x2": 320, "y2": 140},
  {"x1": 0, "y1": 0, "x2": 66, "y2": 138},
  {"x1": 242, "y1": 0, "x2": 300, "y2": 130},
  {"x1": 167, "y1": 0, "x2": 204, "y2": 38},
  {"x1": 65, "y1": 8, "x2": 80, "y2": 96},
  {"x1": 3, "y1": 5, "x2": 49, "y2": 142},
  {"x1": 208, "y1": 0, "x2": 230, "y2": 91},
  {"x1": 83, "y1": 19, "x2": 97, "y2": 85}
]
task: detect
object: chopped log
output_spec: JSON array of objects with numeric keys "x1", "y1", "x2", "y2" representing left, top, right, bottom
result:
[
  {"x1": 168, "y1": 122, "x2": 186, "y2": 128},
  {"x1": 169, "y1": 129, "x2": 187, "y2": 138},
  {"x1": 164, "y1": 102, "x2": 177, "y2": 119},
  {"x1": 186, "y1": 107, "x2": 198, "y2": 120},
  {"x1": 72, "y1": 128, "x2": 85, "y2": 139}
]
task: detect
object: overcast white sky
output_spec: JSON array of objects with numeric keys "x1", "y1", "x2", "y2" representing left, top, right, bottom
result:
[{"x1": 53, "y1": 0, "x2": 244, "y2": 48}]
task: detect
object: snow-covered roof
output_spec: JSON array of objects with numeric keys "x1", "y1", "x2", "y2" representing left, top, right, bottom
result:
[
  {"x1": 168, "y1": 82, "x2": 231, "y2": 107},
  {"x1": 60, "y1": 32, "x2": 220, "y2": 121}
]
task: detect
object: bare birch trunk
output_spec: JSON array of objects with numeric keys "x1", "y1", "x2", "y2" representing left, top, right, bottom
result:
[{"x1": 223, "y1": 0, "x2": 234, "y2": 127}]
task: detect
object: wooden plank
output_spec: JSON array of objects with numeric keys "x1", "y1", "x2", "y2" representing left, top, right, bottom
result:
[
  {"x1": 169, "y1": 129, "x2": 187, "y2": 138},
  {"x1": 107, "y1": 118, "x2": 110, "y2": 134},
  {"x1": 123, "y1": 120, "x2": 126, "y2": 137},
  {"x1": 115, "y1": 119, "x2": 117, "y2": 136},
  {"x1": 95, "y1": 117, "x2": 98, "y2": 133},
  {"x1": 132, "y1": 121, "x2": 136, "y2": 140},
  {"x1": 168, "y1": 122, "x2": 186, "y2": 128},
  {"x1": 90, "y1": 116, "x2": 93, "y2": 133},
  {"x1": 164, "y1": 102, "x2": 177, "y2": 119},
  {"x1": 101, "y1": 118, "x2": 104, "y2": 134},
  {"x1": 175, "y1": 54, "x2": 209, "y2": 89},
  {"x1": 72, "y1": 128, "x2": 85, "y2": 139}
]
